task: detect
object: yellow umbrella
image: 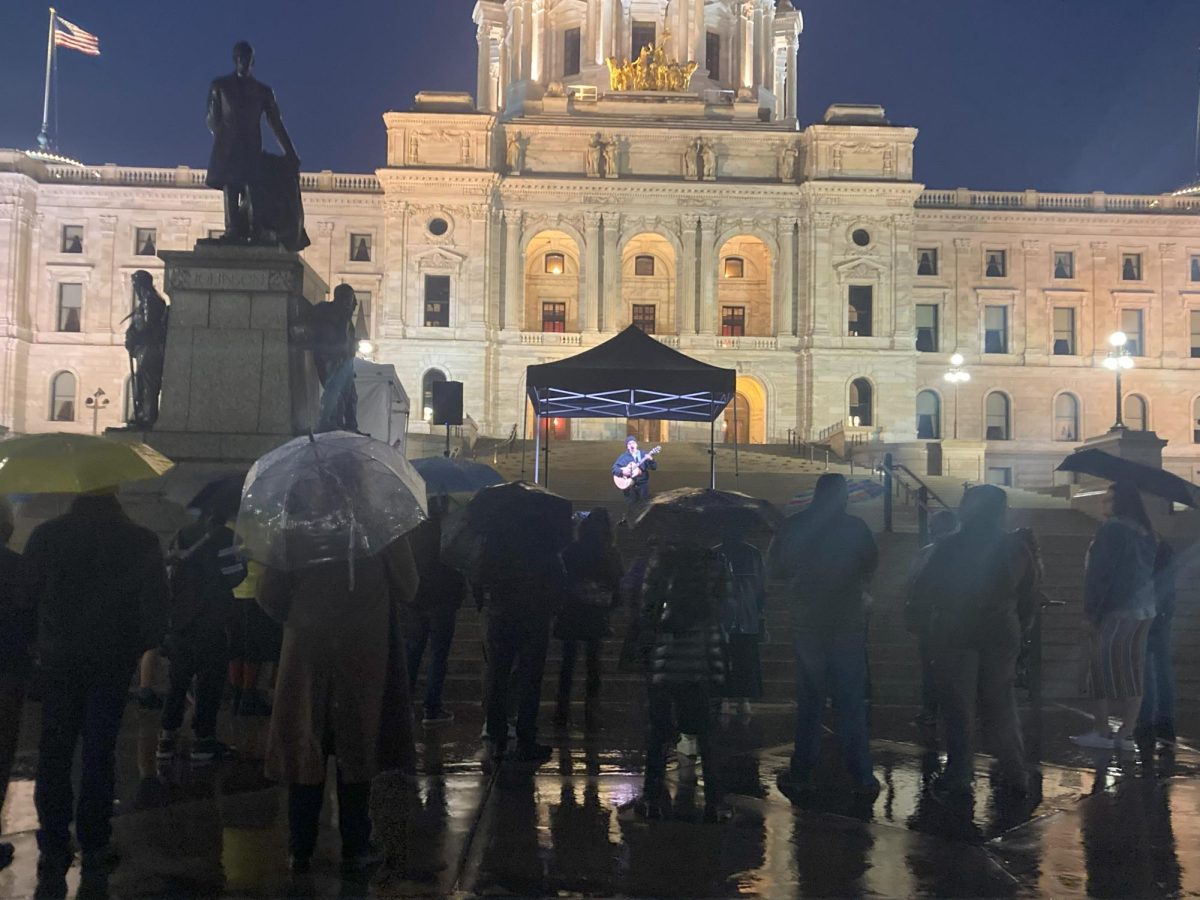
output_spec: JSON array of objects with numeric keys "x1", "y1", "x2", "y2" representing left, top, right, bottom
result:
[{"x1": 0, "y1": 433, "x2": 174, "y2": 494}]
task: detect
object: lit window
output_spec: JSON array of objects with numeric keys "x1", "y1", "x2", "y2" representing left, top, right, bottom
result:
[
  {"x1": 1053, "y1": 250, "x2": 1075, "y2": 279},
  {"x1": 721, "y1": 306, "x2": 745, "y2": 336},
  {"x1": 1052, "y1": 307, "x2": 1075, "y2": 355},
  {"x1": 544, "y1": 252, "x2": 565, "y2": 275},
  {"x1": 849, "y1": 378, "x2": 873, "y2": 427},
  {"x1": 421, "y1": 370, "x2": 447, "y2": 422},
  {"x1": 424, "y1": 275, "x2": 450, "y2": 327},
  {"x1": 723, "y1": 257, "x2": 744, "y2": 279},
  {"x1": 984, "y1": 305, "x2": 1008, "y2": 354},
  {"x1": 541, "y1": 302, "x2": 566, "y2": 333},
  {"x1": 1121, "y1": 252, "x2": 1142, "y2": 281},
  {"x1": 50, "y1": 372, "x2": 76, "y2": 421},
  {"x1": 984, "y1": 249, "x2": 1006, "y2": 278},
  {"x1": 634, "y1": 255, "x2": 655, "y2": 277},
  {"x1": 916, "y1": 304, "x2": 938, "y2": 352},
  {"x1": 1054, "y1": 393, "x2": 1079, "y2": 441},
  {"x1": 848, "y1": 286, "x2": 872, "y2": 337},
  {"x1": 1120, "y1": 309, "x2": 1144, "y2": 356},
  {"x1": 57, "y1": 284, "x2": 82, "y2": 333},
  {"x1": 61, "y1": 225, "x2": 83, "y2": 253},
  {"x1": 350, "y1": 233, "x2": 372, "y2": 262},
  {"x1": 135, "y1": 228, "x2": 157, "y2": 256},
  {"x1": 986, "y1": 392, "x2": 1010, "y2": 440}
]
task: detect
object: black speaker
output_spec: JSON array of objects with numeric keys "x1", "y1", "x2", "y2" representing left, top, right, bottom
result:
[{"x1": 431, "y1": 381, "x2": 463, "y2": 425}]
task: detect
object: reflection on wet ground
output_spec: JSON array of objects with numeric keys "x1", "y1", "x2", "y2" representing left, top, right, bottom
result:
[{"x1": 2, "y1": 698, "x2": 1199, "y2": 898}]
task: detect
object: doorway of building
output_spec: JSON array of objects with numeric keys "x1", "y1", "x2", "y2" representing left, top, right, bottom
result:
[
  {"x1": 723, "y1": 393, "x2": 750, "y2": 444},
  {"x1": 627, "y1": 419, "x2": 663, "y2": 443}
]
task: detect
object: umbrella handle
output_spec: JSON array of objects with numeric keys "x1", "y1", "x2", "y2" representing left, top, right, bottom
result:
[{"x1": 347, "y1": 515, "x2": 357, "y2": 592}]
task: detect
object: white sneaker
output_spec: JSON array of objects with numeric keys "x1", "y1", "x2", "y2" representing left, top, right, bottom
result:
[{"x1": 1070, "y1": 731, "x2": 1115, "y2": 750}]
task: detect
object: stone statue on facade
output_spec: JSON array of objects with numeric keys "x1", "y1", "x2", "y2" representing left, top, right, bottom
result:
[
  {"x1": 700, "y1": 139, "x2": 717, "y2": 181},
  {"x1": 603, "y1": 137, "x2": 619, "y2": 179},
  {"x1": 124, "y1": 270, "x2": 169, "y2": 429},
  {"x1": 779, "y1": 142, "x2": 800, "y2": 182},
  {"x1": 304, "y1": 284, "x2": 359, "y2": 433},
  {"x1": 506, "y1": 131, "x2": 525, "y2": 175},
  {"x1": 585, "y1": 133, "x2": 604, "y2": 177},
  {"x1": 683, "y1": 137, "x2": 700, "y2": 180},
  {"x1": 206, "y1": 41, "x2": 309, "y2": 251}
]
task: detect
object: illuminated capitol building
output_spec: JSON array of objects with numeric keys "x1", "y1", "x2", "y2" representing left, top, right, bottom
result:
[{"x1": 2, "y1": 0, "x2": 1200, "y2": 488}]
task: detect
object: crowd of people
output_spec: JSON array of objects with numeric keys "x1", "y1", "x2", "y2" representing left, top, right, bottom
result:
[{"x1": 0, "y1": 464, "x2": 1181, "y2": 881}]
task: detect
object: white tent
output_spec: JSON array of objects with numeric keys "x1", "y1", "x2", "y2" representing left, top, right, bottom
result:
[{"x1": 353, "y1": 358, "x2": 410, "y2": 453}]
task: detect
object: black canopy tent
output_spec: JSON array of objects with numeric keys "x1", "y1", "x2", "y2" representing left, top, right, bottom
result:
[{"x1": 525, "y1": 325, "x2": 738, "y2": 488}]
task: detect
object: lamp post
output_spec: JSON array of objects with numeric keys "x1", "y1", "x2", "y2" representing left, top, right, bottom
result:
[
  {"x1": 1103, "y1": 330, "x2": 1134, "y2": 430},
  {"x1": 942, "y1": 352, "x2": 970, "y2": 440},
  {"x1": 84, "y1": 387, "x2": 109, "y2": 435}
]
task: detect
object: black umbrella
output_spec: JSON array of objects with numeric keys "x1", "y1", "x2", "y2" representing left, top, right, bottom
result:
[
  {"x1": 629, "y1": 487, "x2": 783, "y2": 542},
  {"x1": 1056, "y1": 449, "x2": 1199, "y2": 508},
  {"x1": 188, "y1": 474, "x2": 246, "y2": 523},
  {"x1": 439, "y1": 481, "x2": 573, "y2": 579}
]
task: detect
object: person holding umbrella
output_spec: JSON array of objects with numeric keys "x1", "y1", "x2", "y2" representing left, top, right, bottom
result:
[{"x1": 1072, "y1": 481, "x2": 1158, "y2": 753}]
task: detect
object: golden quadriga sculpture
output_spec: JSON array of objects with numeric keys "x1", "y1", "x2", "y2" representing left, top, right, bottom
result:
[{"x1": 606, "y1": 36, "x2": 698, "y2": 93}]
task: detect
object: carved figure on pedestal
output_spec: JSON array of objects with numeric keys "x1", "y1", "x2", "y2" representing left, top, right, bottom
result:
[
  {"x1": 700, "y1": 139, "x2": 717, "y2": 181},
  {"x1": 779, "y1": 142, "x2": 800, "y2": 183},
  {"x1": 205, "y1": 41, "x2": 308, "y2": 251},
  {"x1": 603, "y1": 137, "x2": 619, "y2": 179},
  {"x1": 585, "y1": 133, "x2": 604, "y2": 177},
  {"x1": 683, "y1": 138, "x2": 700, "y2": 180},
  {"x1": 124, "y1": 270, "x2": 169, "y2": 429},
  {"x1": 506, "y1": 131, "x2": 525, "y2": 175},
  {"x1": 304, "y1": 284, "x2": 359, "y2": 433}
]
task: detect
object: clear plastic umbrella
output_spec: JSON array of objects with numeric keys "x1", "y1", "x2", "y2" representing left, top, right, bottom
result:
[{"x1": 235, "y1": 432, "x2": 428, "y2": 581}]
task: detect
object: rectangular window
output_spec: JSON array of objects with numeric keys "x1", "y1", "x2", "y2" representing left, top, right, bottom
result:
[
  {"x1": 915, "y1": 304, "x2": 939, "y2": 352},
  {"x1": 61, "y1": 225, "x2": 83, "y2": 253},
  {"x1": 1121, "y1": 252, "x2": 1143, "y2": 281},
  {"x1": 1190, "y1": 255, "x2": 1200, "y2": 283},
  {"x1": 984, "y1": 249, "x2": 1006, "y2": 278},
  {"x1": 916, "y1": 248, "x2": 938, "y2": 276},
  {"x1": 1191, "y1": 310, "x2": 1200, "y2": 359},
  {"x1": 632, "y1": 304, "x2": 656, "y2": 334},
  {"x1": 350, "y1": 233, "x2": 373, "y2": 262},
  {"x1": 1052, "y1": 307, "x2": 1076, "y2": 355},
  {"x1": 423, "y1": 275, "x2": 450, "y2": 327},
  {"x1": 631, "y1": 21, "x2": 656, "y2": 58},
  {"x1": 354, "y1": 290, "x2": 372, "y2": 339},
  {"x1": 541, "y1": 301, "x2": 566, "y2": 333},
  {"x1": 634, "y1": 255, "x2": 655, "y2": 277},
  {"x1": 1053, "y1": 250, "x2": 1075, "y2": 279},
  {"x1": 564, "y1": 27, "x2": 581, "y2": 77},
  {"x1": 848, "y1": 285, "x2": 873, "y2": 337},
  {"x1": 706, "y1": 31, "x2": 721, "y2": 81},
  {"x1": 723, "y1": 257, "x2": 744, "y2": 279},
  {"x1": 1121, "y1": 308, "x2": 1144, "y2": 356},
  {"x1": 57, "y1": 283, "x2": 82, "y2": 332},
  {"x1": 135, "y1": 228, "x2": 157, "y2": 256},
  {"x1": 986, "y1": 467, "x2": 1013, "y2": 487},
  {"x1": 984, "y1": 305, "x2": 1008, "y2": 354},
  {"x1": 720, "y1": 306, "x2": 745, "y2": 337}
]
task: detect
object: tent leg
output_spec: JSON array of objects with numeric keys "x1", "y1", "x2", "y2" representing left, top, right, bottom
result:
[
  {"x1": 709, "y1": 419, "x2": 716, "y2": 489},
  {"x1": 544, "y1": 416, "x2": 551, "y2": 490},
  {"x1": 521, "y1": 406, "x2": 529, "y2": 478},
  {"x1": 533, "y1": 415, "x2": 541, "y2": 484}
]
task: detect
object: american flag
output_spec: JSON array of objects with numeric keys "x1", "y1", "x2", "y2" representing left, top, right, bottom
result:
[{"x1": 54, "y1": 16, "x2": 100, "y2": 56}]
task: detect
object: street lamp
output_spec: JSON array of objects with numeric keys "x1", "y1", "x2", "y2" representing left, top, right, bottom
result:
[
  {"x1": 942, "y1": 352, "x2": 970, "y2": 440},
  {"x1": 84, "y1": 387, "x2": 109, "y2": 435},
  {"x1": 1103, "y1": 330, "x2": 1134, "y2": 430}
]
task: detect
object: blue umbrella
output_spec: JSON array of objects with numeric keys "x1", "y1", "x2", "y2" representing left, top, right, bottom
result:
[{"x1": 409, "y1": 457, "x2": 504, "y2": 496}]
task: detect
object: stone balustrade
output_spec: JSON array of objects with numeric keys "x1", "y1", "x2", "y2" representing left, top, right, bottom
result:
[
  {"x1": 917, "y1": 187, "x2": 1200, "y2": 214},
  {"x1": 42, "y1": 163, "x2": 382, "y2": 193}
]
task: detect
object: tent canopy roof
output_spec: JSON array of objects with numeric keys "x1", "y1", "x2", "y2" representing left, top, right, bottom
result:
[
  {"x1": 526, "y1": 326, "x2": 736, "y2": 421},
  {"x1": 354, "y1": 358, "x2": 410, "y2": 413}
]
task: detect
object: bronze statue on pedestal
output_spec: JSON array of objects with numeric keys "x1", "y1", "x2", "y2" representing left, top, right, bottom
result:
[{"x1": 125, "y1": 271, "x2": 168, "y2": 429}]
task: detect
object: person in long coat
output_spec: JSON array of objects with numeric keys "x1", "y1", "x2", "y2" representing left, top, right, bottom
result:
[{"x1": 258, "y1": 538, "x2": 419, "y2": 874}]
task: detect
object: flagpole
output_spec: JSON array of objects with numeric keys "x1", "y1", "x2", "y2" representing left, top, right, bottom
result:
[{"x1": 37, "y1": 7, "x2": 55, "y2": 150}]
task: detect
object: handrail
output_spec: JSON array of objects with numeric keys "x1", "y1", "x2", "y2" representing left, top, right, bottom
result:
[{"x1": 883, "y1": 458, "x2": 951, "y2": 511}]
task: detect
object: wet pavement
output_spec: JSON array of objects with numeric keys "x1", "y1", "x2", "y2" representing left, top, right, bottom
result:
[{"x1": 2, "y1": 697, "x2": 1199, "y2": 898}]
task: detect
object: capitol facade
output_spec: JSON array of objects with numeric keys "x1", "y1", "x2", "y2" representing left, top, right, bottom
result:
[{"x1": 2, "y1": 0, "x2": 1200, "y2": 488}]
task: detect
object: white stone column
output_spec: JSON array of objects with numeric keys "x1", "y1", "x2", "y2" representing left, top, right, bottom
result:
[
  {"x1": 776, "y1": 217, "x2": 797, "y2": 336},
  {"x1": 601, "y1": 215, "x2": 621, "y2": 332},
  {"x1": 739, "y1": 2, "x2": 754, "y2": 91},
  {"x1": 698, "y1": 215, "x2": 718, "y2": 334},
  {"x1": 693, "y1": 0, "x2": 706, "y2": 68},
  {"x1": 810, "y1": 211, "x2": 833, "y2": 336},
  {"x1": 503, "y1": 210, "x2": 524, "y2": 331},
  {"x1": 599, "y1": 0, "x2": 614, "y2": 63},
  {"x1": 530, "y1": 0, "x2": 546, "y2": 83},
  {"x1": 476, "y1": 22, "x2": 492, "y2": 110},
  {"x1": 785, "y1": 35, "x2": 798, "y2": 118},
  {"x1": 680, "y1": 218, "x2": 699, "y2": 334},
  {"x1": 583, "y1": 212, "x2": 602, "y2": 331}
]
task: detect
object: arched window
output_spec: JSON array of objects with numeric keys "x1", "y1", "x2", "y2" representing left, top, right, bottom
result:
[
  {"x1": 1124, "y1": 394, "x2": 1148, "y2": 433},
  {"x1": 849, "y1": 378, "x2": 873, "y2": 427},
  {"x1": 421, "y1": 369, "x2": 447, "y2": 422},
  {"x1": 985, "y1": 392, "x2": 1010, "y2": 441},
  {"x1": 722, "y1": 257, "x2": 744, "y2": 279},
  {"x1": 1054, "y1": 393, "x2": 1079, "y2": 442},
  {"x1": 50, "y1": 372, "x2": 77, "y2": 422},
  {"x1": 634, "y1": 255, "x2": 655, "y2": 277},
  {"x1": 916, "y1": 390, "x2": 940, "y2": 439}
]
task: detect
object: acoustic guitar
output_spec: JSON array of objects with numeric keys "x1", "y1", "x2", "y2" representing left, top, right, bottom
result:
[{"x1": 613, "y1": 445, "x2": 662, "y2": 491}]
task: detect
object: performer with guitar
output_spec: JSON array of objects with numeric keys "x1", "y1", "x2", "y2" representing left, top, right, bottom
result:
[{"x1": 612, "y1": 436, "x2": 661, "y2": 507}]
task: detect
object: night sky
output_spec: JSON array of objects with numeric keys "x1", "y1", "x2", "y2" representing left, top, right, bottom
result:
[{"x1": 2, "y1": 0, "x2": 1199, "y2": 194}]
